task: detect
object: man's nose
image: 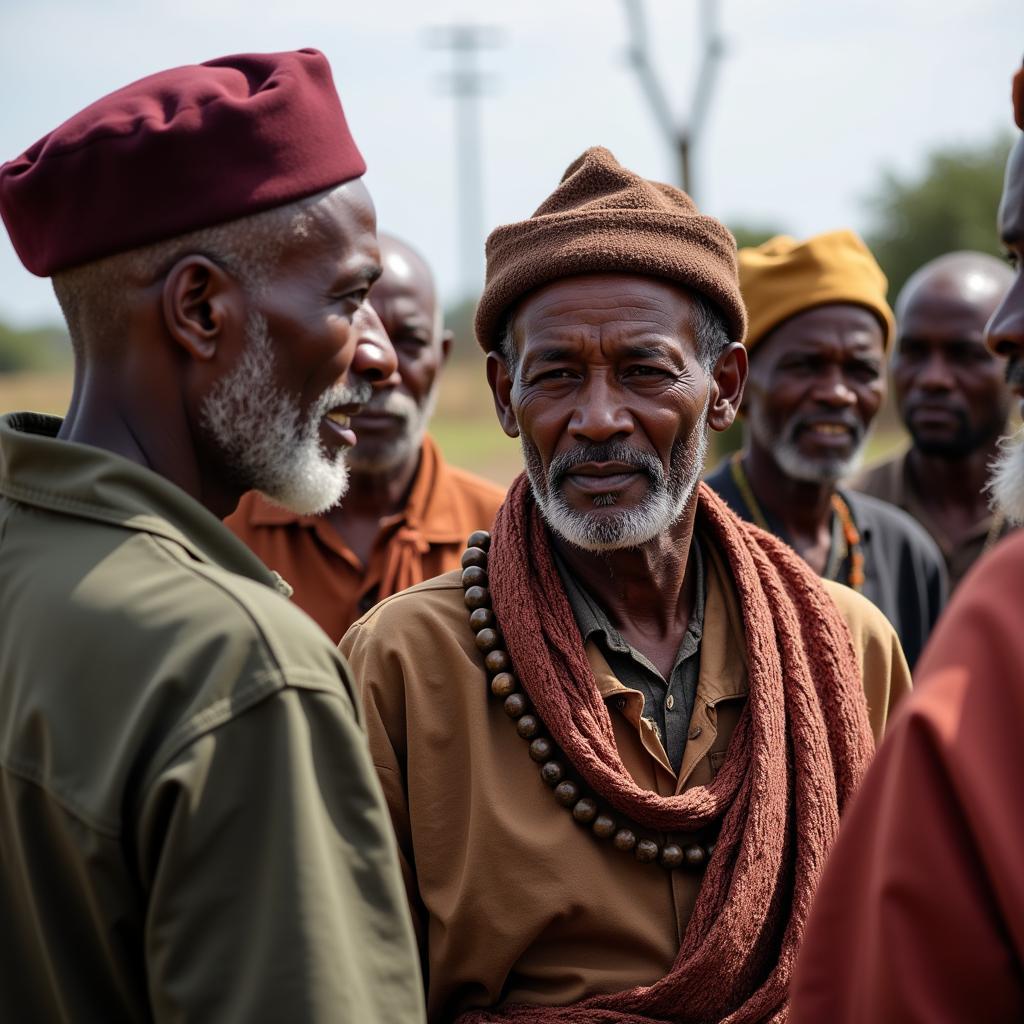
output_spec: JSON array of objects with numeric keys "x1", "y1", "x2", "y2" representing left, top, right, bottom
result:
[
  {"x1": 350, "y1": 302, "x2": 399, "y2": 390},
  {"x1": 916, "y1": 351, "x2": 955, "y2": 392},
  {"x1": 568, "y1": 374, "x2": 634, "y2": 442},
  {"x1": 986, "y1": 279, "x2": 1024, "y2": 361},
  {"x1": 811, "y1": 366, "x2": 857, "y2": 407}
]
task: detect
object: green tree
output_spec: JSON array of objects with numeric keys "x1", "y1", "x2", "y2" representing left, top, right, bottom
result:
[
  {"x1": 864, "y1": 133, "x2": 1012, "y2": 300},
  {"x1": 0, "y1": 320, "x2": 71, "y2": 374}
]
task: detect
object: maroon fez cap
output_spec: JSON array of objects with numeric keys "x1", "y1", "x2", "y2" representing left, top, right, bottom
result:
[{"x1": 0, "y1": 48, "x2": 365, "y2": 276}]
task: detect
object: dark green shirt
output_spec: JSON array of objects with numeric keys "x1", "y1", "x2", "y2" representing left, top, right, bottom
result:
[
  {"x1": 0, "y1": 412, "x2": 425, "y2": 1023},
  {"x1": 556, "y1": 543, "x2": 706, "y2": 774}
]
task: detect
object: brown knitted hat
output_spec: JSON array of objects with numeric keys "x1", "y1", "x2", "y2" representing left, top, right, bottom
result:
[{"x1": 474, "y1": 146, "x2": 747, "y2": 352}]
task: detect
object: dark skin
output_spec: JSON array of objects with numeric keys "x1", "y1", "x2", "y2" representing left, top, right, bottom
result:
[
  {"x1": 487, "y1": 273, "x2": 746, "y2": 679},
  {"x1": 988, "y1": 137, "x2": 1024, "y2": 401},
  {"x1": 891, "y1": 254, "x2": 1012, "y2": 546},
  {"x1": 326, "y1": 234, "x2": 453, "y2": 565},
  {"x1": 740, "y1": 304, "x2": 886, "y2": 575},
  {"x1": 58, "y1": 180, "x2": 397, "y2": 520}
]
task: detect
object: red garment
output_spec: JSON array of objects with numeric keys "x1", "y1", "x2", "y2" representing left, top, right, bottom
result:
[
  {"x1": 791, "y1": 530, "x2": 1024, "y2": 1024},
  {"x1": 226, "y1": 435, "x2": 505, "y2": 642}
]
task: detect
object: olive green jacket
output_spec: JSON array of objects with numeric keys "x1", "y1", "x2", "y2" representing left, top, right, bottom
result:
[{"x1": 0, "y1": 412, "x2": 425, "y2": 1023}]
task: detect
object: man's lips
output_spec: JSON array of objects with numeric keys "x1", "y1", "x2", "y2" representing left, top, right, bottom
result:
[
  {"x1": 321, "y1": 408, "x2": 359, "y2": 447},
  {"x1": 796, "y1": 420, "x2": 859, "y2": 448},
  {"x1": 350, "y1": 410, "x2": 406, "y2": 431},
  {"x1": 562, "y1": 461, "x2": 645, "y2": 493},
  {"x1": 907, "y1": 404, "x2": 961, "y2": 427}
]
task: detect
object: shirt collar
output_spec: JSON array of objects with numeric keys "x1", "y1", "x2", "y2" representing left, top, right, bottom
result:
[
  {"x1": 0, "y1": 412, "x2": 287, "y2": 594},
  {"x1": 554, "y1": 539, "x2": 707, "y2": 666}
]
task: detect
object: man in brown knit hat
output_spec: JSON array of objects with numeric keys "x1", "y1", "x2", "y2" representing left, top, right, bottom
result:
[
  {"x1": 342, "y1": 146, "x2": 911, "y2": 1023},
  {"x1": 704, "y1": 231, "x2": 947, "y2": 668}
]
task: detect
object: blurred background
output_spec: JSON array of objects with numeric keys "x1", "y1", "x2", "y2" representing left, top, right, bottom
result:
[{"x1": 1, "y1": 0, "x2": 1020, "y2": 484}]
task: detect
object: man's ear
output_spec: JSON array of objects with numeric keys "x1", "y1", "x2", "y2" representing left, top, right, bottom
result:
[
  {"x1": 707, "y1": 342, "x2": 748, "y2": 432},
  {"x1": 162, "y1": 255, "x2": 245, "y2": 362},
  {"x1": 440, "y1": 328, "x2": 454, "y2": 366},
  {"x1": 486, "y1": 350, "x2": 520, "y2": 438}
]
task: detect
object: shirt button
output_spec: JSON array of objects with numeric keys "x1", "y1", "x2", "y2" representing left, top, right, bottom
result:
[
  {"x1": 666, "y1": 694, "x2": 675, "y2": 710},
  {"x1": 616, "y1": 697, "x2": 626, "y2": 710},
  {"x1": 688, "y1": 725, "x2": 702, "y2": 740}
]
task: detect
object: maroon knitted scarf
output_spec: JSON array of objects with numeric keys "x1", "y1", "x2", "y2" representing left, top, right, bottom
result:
[{"x1": 459, "y1": 476, "x2": 875, "y2": 1024}]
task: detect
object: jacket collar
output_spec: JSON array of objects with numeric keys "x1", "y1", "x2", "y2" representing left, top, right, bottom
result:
[{"x1": 0, "y1": 412, "x2": 287, "y2": 594}]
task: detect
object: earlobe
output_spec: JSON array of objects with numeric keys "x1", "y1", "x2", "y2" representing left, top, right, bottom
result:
[
  {"x1": 440, "y1": 329, "x2": 454, "y2": 365},
  {"x1": 485, "y1": 350, "x2": 520, "y2": 438},
  {"x1": 162, "y1": 255, "x2": 242, "y2": 362},
  {"x1": 707, "y1": 342, "x2": 748, "y2": 432}
]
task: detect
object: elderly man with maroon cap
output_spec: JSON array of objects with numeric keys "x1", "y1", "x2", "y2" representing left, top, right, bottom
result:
[
  {"x1": 341, "y1": 146, "x2": 911, "y2": 1022},
  {"x1": 0, "y1": 51, "x2": 424, "y2": 1021}
]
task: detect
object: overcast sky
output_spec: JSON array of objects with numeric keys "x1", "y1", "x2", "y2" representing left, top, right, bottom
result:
[{"x1": 0, "y1": 0, "x2": 1020, "y2": 329}]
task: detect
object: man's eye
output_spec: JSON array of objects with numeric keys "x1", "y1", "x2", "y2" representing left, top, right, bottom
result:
[
  {"x1": 333, "y1": 288, "x2": 369, "y2": 306},
  {"x1": 535, "y1": 369, "x2": 575, "y2": 381},
  {"x1": 626, "y1": 365, "x2": 666, "y2": 377}
]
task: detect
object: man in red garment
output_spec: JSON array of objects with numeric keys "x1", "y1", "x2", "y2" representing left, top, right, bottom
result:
[{"x1": 790, "y1": 64, "x2": 1024, "y2": 1023}]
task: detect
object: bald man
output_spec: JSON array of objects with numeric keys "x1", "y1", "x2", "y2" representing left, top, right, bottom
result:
[
  {"x1": 852, "y1": 252, "x2": 1014, "y2": 587},
  {"x1": 228, "y1": 233, "x2": 505, "y2": 641}
]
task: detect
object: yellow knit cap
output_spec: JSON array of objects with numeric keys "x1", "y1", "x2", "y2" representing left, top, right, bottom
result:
[{"x1": 738, "y1": 230, "x2": 895, "y2": 352}]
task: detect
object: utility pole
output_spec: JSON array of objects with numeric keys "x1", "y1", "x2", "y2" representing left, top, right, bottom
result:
[
  {"x1": 426, "y1": 24, "x2": 502, "y2": 299},
  {"x1": 622, "y1": 0, "x2": 725, "y2": 200}
]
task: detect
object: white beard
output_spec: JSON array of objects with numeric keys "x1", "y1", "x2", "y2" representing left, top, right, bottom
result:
[
  {"x1": 989, "y1": 425, "x2": 1024, "y2": 525},
  {"x1": 747, "y1": 401, "x2": 867, "y2": 484},
  {"x1": 346, "y1": 383, "x2": 438, "y2": 474},
  {"x1": 200, "y1": 312, "x2": 367, "y2": 515},
  {"x1": 521, "y1": 393, "x2": 710, "y2": 552}
]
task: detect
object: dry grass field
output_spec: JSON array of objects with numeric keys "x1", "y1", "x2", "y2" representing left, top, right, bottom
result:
[{"x1": 0, "y1": 362, "x2": 907, "y2": 489}]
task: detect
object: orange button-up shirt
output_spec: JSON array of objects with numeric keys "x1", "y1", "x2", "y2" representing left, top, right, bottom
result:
[{"x1": 226, "y1": 435, "x2": 505, "y2": 642}]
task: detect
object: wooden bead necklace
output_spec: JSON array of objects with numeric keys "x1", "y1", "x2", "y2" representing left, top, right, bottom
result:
[{"x1": 461, "y1": 529, "x2": 715, "y2": 873}]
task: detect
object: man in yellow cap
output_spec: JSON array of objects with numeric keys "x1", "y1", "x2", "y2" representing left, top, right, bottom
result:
[
  {"x1": 705, "y1": 230, "x2": 947, "y2": 667},
  {"x1": 790, "y1": 66, "x2": 1024, "y2": 1022}
]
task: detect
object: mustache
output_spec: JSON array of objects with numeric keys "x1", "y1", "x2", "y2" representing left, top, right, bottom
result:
[
  {"x1": 356, "y1": 389, "x2": 418, "y2": 422},
  {"x1": 785, "y1": 413, "x2": 865, "y2": 443},
  {"x1": 548, "y1": 442, "x2": 664, "y2": 488},
  {"x1": 313, "y1": 379, "x2": 374, "y2": 418}
]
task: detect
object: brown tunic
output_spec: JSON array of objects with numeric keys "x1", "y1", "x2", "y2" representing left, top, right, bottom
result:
[
  {"x1": 226, "y1": 434, "x2": 505, "y2": 642},
  {"x1": 341, "y1": 534, "x2": 912, "y2": 1021}
]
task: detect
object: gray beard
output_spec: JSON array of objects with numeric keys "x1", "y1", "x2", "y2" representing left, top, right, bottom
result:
[
  {"x1": 346, "y1": 385, "x2": 438, "y2": 475},
  {"x1": 199, "y1": 311, "x2": 369, "y2": 515},
  {"x1": 520, "y1": 394, "x2": 710, "y2": 552},
  {"x1": 747, "y1": 401, "x2": 867, "y2": 484},
  {"x1": 988, "y1": 425, "x2": 1024, "y2": 525}
]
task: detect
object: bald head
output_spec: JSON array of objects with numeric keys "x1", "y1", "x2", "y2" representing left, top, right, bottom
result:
[
  {"x1": 350, "y1": 233, "x2": 452, "y2": 474},
  {"x1": 895, "y1": 251, "x2": 1012, "y2": 327},
  {"x1": 891, "y1": 251, "x2": 1013, "y2": 460}
]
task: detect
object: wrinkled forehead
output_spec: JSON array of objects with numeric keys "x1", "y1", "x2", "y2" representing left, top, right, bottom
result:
[{"x1": 512, "y1": 273, "x2": 699, "y2": 342}]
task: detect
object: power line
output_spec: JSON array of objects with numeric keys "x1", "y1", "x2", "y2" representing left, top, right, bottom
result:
[{"x1": 426, "y1": 24, "x2": 502, "y2": 300}]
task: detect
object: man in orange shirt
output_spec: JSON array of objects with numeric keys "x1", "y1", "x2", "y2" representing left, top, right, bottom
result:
[{"x1": 228, "y1": 233, "x2": 505, "y2": 641}]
